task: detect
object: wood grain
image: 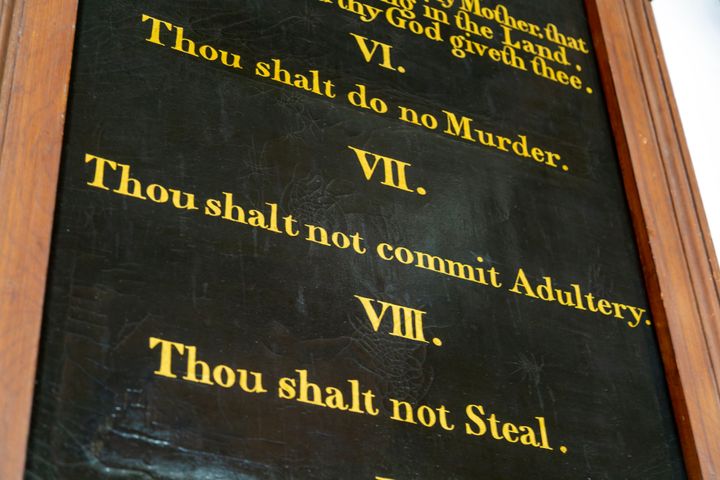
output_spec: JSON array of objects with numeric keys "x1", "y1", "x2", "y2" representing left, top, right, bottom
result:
[
  {"x1": 0, "y1": 0, "x2": 78, "y2": 478},
  {"x1": 0, "y1": 0, "x2": 21, "y2": 156},
  {"x1": 587, "y1": 0, "x2": 720, "y2": 478}
]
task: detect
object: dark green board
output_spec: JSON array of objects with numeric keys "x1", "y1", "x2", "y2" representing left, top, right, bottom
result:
[{"x1": 26, "y1": 1, "x2": 685, "y2": 478}]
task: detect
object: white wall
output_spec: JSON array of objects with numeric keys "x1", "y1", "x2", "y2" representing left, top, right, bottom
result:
[{"x1": 652, "y1": 0, "x2": 720, "y2": 245}]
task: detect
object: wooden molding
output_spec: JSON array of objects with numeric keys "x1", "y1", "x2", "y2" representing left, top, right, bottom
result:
[
  {"x1": 0, "y1": 0, "x2": 21, "y2": 155},
  {"x1": 0, "y1": 0, "x2": 78, "y2": 478},
  {"x1": 1, "y1": 0, "x2": 719, "y2": 478},
  {"x1": 587, "y1": 0, "x2": 720, "y2": 478}
]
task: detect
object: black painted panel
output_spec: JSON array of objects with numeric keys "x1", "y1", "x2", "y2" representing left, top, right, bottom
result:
[{"x1": 26, "y1": 1, "x2": 685, "y2": 478}]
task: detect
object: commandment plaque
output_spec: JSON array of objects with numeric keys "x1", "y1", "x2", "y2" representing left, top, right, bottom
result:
[{"x1": 26, "y1": 1, "x2": 686, "y2": 478}]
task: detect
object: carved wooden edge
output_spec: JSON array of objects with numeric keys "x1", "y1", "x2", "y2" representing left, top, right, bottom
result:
[
  {"x1": 0, "y1": 0, "x2": 20, "y2": 155},
  {"x1": 1, "y1": 0, "x2": 718, "y2": 478},
  {"x1": 586, "y1": 0, "x2": 720, "y2": 478},
  {"x1": 0, "y1": 0, "x2": 78, "y2": 479}
]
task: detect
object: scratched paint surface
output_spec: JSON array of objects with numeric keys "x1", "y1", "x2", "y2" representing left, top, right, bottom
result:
[{"x1": 26, "y1": 1, "x2": 685, "y2": 478}]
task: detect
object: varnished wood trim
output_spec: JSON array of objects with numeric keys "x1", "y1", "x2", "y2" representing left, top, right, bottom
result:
[
  {"x1": 0, "y1": 0, "x2": 78, "y2": 478},
  {"x1": 0, "y1": 0, "x2": 22, "y2": 156},
  {"x1": 586, "y1": 0, "x2": 720, "y2": 478}
]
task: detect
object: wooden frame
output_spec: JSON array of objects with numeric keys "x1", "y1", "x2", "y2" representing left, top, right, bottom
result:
[
  {"x1": 587, "y1": 1, "x2": 720, "y2": 477},
  {"x1": 0, "y1": 1, "x2": 79, "y2": 479},
  {"x1": 1, "y1": 0, "x2": 718, "y2": 478}
]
